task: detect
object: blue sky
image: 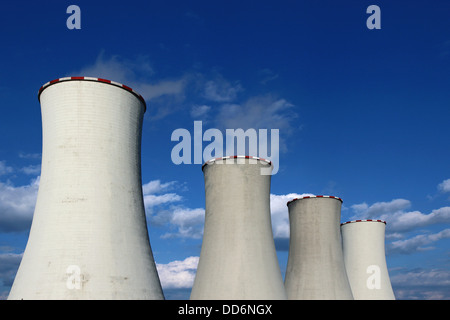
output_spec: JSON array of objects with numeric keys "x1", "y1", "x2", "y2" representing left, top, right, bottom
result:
[{"x1": 0, "y1": 0, "x2": 449, "y2": 299}]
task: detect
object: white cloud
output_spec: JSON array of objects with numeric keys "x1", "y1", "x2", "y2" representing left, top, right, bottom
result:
[
  {"x1": 350, "y1": 198, "x2": 411, "y2": 219},
  {"x1": 142, "y1": 179, "x2": 204, "y2": 239},
  {"x1": 259, "y1": 68, "x2": 279, "y2": 85},
  {"x1": 0, "y1": 252, "x2": 22, "y2": 299},
  {"x1": 0, "y1": 177, "x2": 39, "y2": 232},
  {"x1": 438, "y1": 178, "x2": 450, "y2": 194},
  {"x1": 161, "y1": 207, "x2": 205, "y2": 239},
  {"x1": 0, "y1": 161, "x2": 13, "y2": 176},
  {"x1": 142, "y1": 180, "x2": 183, "y2": 214},
  {"x1": 144, "y1": 193, "x2": 182, "y2": 209},
  {"x1": 388, "y1": 207, "x2": 450, "y2": 232},
  {"x1": 203, "y1": 75, "x2": 243, "y2": 102},
  {"x1": 156, "y1": 256, "x2": 199, "y2": 289},
  {"x1": 142, "y1": 179, "x2": 184, "y2": 218},
  {"x1": 388, "y1": 228, "x2": 450, "y2": 254},
  {"x1": 190, "y1": 104, "x2": 211, "y2": 119},
  {"x1": 18, "y1": 152, "x2": 41, "y2": 160},
  {"x1": 20, "y1": 164, "x2": 41, "y2": 175},
  {"x1": 135, "y1": 78, "x2": 186, "y2": 102},
  {"x1": 349, "y1": 199, "x2": 450, "y2": 232},
  {"x1": 142, "y1": 179, "x2": 177, "y2": 195},
  {"x1": 390, "y1": 268, "x2": 450, "y2": 299},
  {"x1": 215, "y1": 95, "x2": 295, "y2": 131}
]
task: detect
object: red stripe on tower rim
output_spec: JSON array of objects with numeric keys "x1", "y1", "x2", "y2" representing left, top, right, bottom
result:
[
  {"x1": 340, "y1": 219, "x2": 387, "y2": 226},
  {"x1": 37, "y1": 77, "x2": 146, "y2": 111},
  {"x1": 286, "y1": 195, "x2": 344, "y2": 206},
  {"x1": 97, "y1": 78, "x2": 112, "y2": 83},
  {"x1": 122, "y1": 84, "x2": 132, "y2": 91},
  {"x1": 201, "y1": 155, "x2": 272, "y2": 170}
]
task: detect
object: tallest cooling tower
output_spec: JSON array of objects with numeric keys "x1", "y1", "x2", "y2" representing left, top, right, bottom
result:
[{"x1": 8, "y1": 77, "x2": 164, "y2": 300}]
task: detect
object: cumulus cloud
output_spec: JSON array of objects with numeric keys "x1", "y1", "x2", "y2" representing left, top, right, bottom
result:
[
  {"x1": 349, "y1": 199, "x2": 450, "y2": 232},
  {"x1": 142, "y1": 179, "x2": 205, "y2": 239},
  {"x1": 142, "y1": 180, "x2": 183, "y2": 213},
  {"x1": 438, "y1": 178, "x2": 450, "y2": 194},
  {"x1": 259, "y1": 68, "x2": 279, "y2": 85},
  {"x1": 0, "y1": 177, "x2": 39, "y2": 233},
  {"x1": 388, "y1": 207, "x2": 450, "y2": 232},
  {"x1": 156, "y1": 256, "x2": 199, "y2": 289},
  {"x1": 215, "y1": 95, "x2": 295, "y2": 133},
  {"x1": 142, "y1": 180, "x2": 178, "y2": 195},
  {"x1": 190, "y1": 104, "x2": 211, "y2": 119},
  {"x1": 202, "y1": 75, "x2": 243, "y2": 102},
  {"x1": 0, "y1": 161, "x2": 13, "y2": 176},
  {"x1": 144, "y1": 193, "x2": 182, "y2": 209},
  {"x1": 142, "y1": 179, "x2": 184, "y2": 220},
  {"x1": 0, "y1": 252, "x2": 22, "y2": 299},
  {"x1": 134, "y1": 78, "x2": 186, "y2": 101},
  {"x1": 20, "y1": 164, "x2": 41, "y2": 176},
  {"x1": 388, "y1": 229, "x2": 450, "y2": 255},
  {"x1": 390, "y1": 268, "x2": 450, "y2": 299},
  {"x1": 18, "y1": 152, "x2": 41, "y2": 160},
  {"x1": 350, "y1": 199, "x2": 411, "y2": 220},
  {"x1": 161, "y1": 208, "x2": 205, "y2": 239}
]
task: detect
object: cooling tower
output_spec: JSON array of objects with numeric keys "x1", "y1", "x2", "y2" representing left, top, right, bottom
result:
[
  {"x1": 8, "y1": 77, "x2": 164, "y2": 300},
  {"x1": 341, "y1": 219, "x2": 395, "y2": 300},
  {"x1": 284, "y1": 195, "x2": 353, "y2": 300},
  {"x1": 190, "y1": 156, "x2": 287, "y2": 300}
]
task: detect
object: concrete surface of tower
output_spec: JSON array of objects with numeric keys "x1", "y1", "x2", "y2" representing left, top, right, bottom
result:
[
  {"x1": 190, "y1": 156, "x2": 287, "y2": 300},
  {"x1": 284, "y1": 195, "x2": 354, "y2": 300},
  {"x1": 8, "y1": 77, "x2": 164, "y2": 300},
  {"x1": 341, "y1": 219, "x2": 395, "y2": 300}
]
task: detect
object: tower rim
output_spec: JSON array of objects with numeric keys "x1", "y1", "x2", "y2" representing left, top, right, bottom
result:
[
  {"x1": 201, "y1": 155, "x2": 272, "y2": 171},
  {"x1": 340, "y1": 219, "x2": 387, "y2": 226},
  {"x1": 286, "y1": 195, "x2": 343, "y2": 206},
  {"x1": 37, "y1": 76, "x2": 147, "y2": 112}
]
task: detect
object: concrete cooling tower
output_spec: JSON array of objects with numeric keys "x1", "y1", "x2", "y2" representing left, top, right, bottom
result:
[
  {"x1": 284, "y1": 195, "x2": 354, "y2": 300},
  {"x1": 341, "y1": 219, "x2": 395, "y2": 300},
  {"x1": 8, "y1": 77, "x2": 164, "y2": 300},
  {"x1": 190, "y1": 156, "x2": 287, "y2": 300}
]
